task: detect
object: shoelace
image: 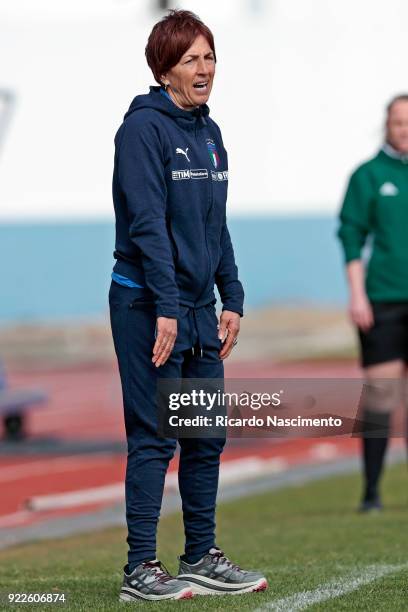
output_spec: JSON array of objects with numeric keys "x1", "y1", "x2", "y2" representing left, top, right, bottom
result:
[
  {"x1": 210, "y1": 549, "x2": 242, "y2": 572},
  {"x1": 142, "y1": 560, "x2": 173, "y2": 583}
]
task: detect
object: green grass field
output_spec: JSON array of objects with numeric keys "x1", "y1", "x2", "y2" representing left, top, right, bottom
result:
[{"x1": 1, "y1": 462, "x2": 407, "y2": 611}]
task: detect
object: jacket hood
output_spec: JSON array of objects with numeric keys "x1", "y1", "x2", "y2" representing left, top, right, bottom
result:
[{"x1": 124, "y1": 86, "x2": 210, "y2": 130}]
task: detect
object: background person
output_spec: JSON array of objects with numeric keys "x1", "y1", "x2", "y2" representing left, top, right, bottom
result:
[
  {"x1": 109, "y1": 9, "x2": 267, "y2": 601},
  {"x1": 338, "y1": 94, "x2": 408, "y2": 512}
]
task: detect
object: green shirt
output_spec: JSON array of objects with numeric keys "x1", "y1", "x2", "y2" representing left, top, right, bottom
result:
[{"x1": 338, "y1": 148, "x2": 408, "y2": 301}]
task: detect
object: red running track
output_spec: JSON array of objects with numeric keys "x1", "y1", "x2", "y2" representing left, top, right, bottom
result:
[{"x1": 0, "y1": 360, "x2": 377, "y2": 531}]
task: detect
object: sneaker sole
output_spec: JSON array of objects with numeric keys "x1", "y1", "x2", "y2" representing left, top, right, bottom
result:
[
  {"x1": 119, "y1": 586, "x2": 193, "y2": 601},
  {"x1": 177, "y1": 575, "x2": 268, "y2": 596}
]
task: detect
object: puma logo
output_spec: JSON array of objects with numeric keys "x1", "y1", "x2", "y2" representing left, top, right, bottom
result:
[{"x1": 176, "y1": 147, "x2": 190, "y2": 162}]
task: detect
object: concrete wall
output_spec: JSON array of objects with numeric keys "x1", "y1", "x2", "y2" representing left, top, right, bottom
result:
[{"x1": 0, "y1": 0, "x2": 407, "y2": 219}]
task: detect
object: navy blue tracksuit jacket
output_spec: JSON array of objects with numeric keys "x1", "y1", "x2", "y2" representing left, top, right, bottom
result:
[{"x1": 112, "y1": 86, "x2": 244, "y2": 318}]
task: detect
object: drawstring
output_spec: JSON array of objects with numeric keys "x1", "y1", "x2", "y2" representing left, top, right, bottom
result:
[
  {"x1": 191, "y1": 346, "x2": 203, "y2": 357},
  {"x1": 189, "y1": 307, "x2": 204, "y2": 358},
  {"x1": 193, "y1": 308, "x2": 204, "y2": 358},
  {"x1": 193, "y1": 106, "x2": 207, "y2": 132}
]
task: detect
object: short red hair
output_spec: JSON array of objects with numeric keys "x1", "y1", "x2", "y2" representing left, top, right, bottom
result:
[{"x1": 145, "y1": 9, "x2": 216, "y2": 85}]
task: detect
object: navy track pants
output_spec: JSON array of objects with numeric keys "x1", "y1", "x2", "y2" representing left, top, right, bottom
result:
[{"x1": 109, "y1": 281, "x2": 225, "y2": 567}]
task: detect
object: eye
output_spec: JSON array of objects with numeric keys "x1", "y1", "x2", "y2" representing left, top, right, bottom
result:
[{"x1": 184, "y1": 58, "x2": 193, "y2": 64}]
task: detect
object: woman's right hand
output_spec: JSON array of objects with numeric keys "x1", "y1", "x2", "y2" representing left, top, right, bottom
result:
[
  {"x1": 152, "y1": 317, "x2": 178, "y2": 367},
  {"x1": 349, "y1": 292, "x2": 374, "y2": 332}
]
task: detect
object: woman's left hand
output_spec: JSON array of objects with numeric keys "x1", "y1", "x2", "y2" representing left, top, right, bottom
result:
[{"x1": 218, "y1": 310, "x2": 240, "y2": 360}]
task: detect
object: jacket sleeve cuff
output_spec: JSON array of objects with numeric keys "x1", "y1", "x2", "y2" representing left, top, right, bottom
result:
[
  {"x1": 343, "y1": 246, "x2": 362, "y2": 263},
  {"x1": 156, "y1": 304, "x2": 179, "y2": 319},
  {"x1": 222, "y1": 301, "x2": 244, "y2": 318}
]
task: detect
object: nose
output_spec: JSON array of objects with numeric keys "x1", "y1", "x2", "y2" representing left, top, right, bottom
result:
[{"x1": 196, "y1": 56, "x2": 207, "y2": 75}]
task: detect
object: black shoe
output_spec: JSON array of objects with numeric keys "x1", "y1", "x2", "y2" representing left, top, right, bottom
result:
[{"x1": 359, "y1": 497, "x2": 383, "y2": 513}]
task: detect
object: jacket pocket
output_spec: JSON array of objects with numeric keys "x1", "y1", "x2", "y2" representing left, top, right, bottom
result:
[{"x1": 128, "y1": 296, "x2": 156, "y2": 311}]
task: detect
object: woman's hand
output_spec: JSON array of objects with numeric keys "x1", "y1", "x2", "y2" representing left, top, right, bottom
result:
[
  {"x1": 218, "y1": 310, "x2": 240, "y2": 360},
  {"x1": 349, "y1": 292, "x2": 374, "y2": 332},
  {"x1": 152, "y1": 317, "x2": 177, "y2": 367}
]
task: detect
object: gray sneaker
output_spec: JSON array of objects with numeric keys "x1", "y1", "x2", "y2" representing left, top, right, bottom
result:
[
  {"x1": 119, "y1": 559, "x2": 193, "y2": 601},
  {"x1": 177, "y1": 547, "x2": 268, "y2": 595}
]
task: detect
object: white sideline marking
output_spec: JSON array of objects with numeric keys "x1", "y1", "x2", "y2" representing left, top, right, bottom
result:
[{"x1": 256, "y1": 563, "x2": 408, "y2": 611}]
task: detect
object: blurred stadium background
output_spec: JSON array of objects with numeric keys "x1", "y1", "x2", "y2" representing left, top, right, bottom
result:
[{"x1": 0, "y1": 1, "x2": 407, "y2": 608}]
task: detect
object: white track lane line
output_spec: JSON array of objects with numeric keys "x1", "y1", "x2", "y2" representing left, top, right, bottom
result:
[
  {"x1": 255, "y1": 563, "x2": 408, "y2": 611},
  {"x1": 0, "y1": 455, "x2": 120, "y2": 483},
  {"x1": 165, "y1": 456, "x2": 287, "y2": 490},
  {"x1": 26, "y1": 483, "x2": 125, "y2": 511},
  {"x1": 25, "y1": 456, "x2": 289, "y2": 511},
  {"x1": 0, "y1": 510, "x2": 33, "y2": 528}
]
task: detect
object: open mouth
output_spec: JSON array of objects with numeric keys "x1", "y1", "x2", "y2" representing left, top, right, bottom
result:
[{"x1": 193, "y1": 81, "x2": 209, "y2": 90}]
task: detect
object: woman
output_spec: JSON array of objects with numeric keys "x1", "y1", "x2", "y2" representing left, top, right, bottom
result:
[
  {"x1": 110, "y1": 9, "x2": 267, "y2": 601},
  {"x1": 338, "y1": 94, "x2": 408, "y2": 512}
]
